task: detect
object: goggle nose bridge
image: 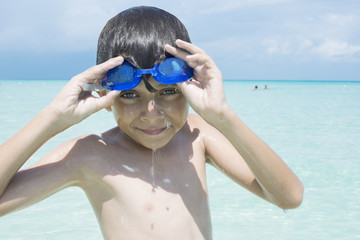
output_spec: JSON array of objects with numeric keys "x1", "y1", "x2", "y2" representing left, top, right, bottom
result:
[{"x1": 135, "y1": 68, "x2": 158, "y2": 78}]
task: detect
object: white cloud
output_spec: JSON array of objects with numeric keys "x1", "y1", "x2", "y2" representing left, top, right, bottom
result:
[
  {"x1": 299, "y1": 39, "x2": 314, "y2": 51},
  {"x1": 261, "y1": 36, "x2": 360, "y2": 62},
  {"x1": 313, "y1": 40, "x2": 360, "y2": 59},
  {"x1": 0, "y1": 0, "x2": 137, "y2": 52},
  {"x1": 1, "y1": 0, "x2": 360, "y2": 65},
  {"x1": 322, "y1": 13, "x2": 359, "y2": 27},
  {"x1": 263, "y1": 38, "x2": 293, "y2": 55},
  {"x1": 1, "y1": 0, "x2": 359, "y2": 80},
  {"x1": 197, "y1": 0, "x2": 294, "y2": 14},
  {"x1": 256, "y1": 6, "x2": 360, "y2": 62},
  {"x1": 55, "y1": 1, "x2": 118, "y2": 51},
  {"x1": 201, "y1": 37, "x2": 247, "y2": 51}
]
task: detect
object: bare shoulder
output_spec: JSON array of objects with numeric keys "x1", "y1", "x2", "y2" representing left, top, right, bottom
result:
[
  {"x1": 185, "y1": 114, "x2": 227, "y2": 158},
  {"x1": 186, "y1": 113, "x2": 223, "y2": 139},
  {"x1": 64, "y1": 127, "x2": 121, "y2": 155},
  {"x1": 187, "y1": 113, "x2": 205, "y2": 125},
  {"x1": 186, "y1": 114, "x2": 245, "y2": 166},
  {"x1": 186, "y1": 113, "x2": 212, "y2": 130},
  {"x1": 57, "y1": 128, "x2": 120, "y2": 167},
  {"x1": 30, "y1": 130, "x2": 119, "y2": 176},
  {"x1": 58, "y1": 133, "x2": 105, "y2": 159}
]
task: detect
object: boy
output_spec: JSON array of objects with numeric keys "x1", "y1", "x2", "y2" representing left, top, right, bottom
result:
[{"x1": 0, "y1": 6, "x2": 303, "y2": 240}]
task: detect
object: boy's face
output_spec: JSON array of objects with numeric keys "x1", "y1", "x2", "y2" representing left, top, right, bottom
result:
[{"x1": 111, "y1": 77, "x2": 188, "y2": 150}]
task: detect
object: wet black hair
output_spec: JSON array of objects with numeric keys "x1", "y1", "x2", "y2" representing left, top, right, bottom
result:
[{"x1": 96, "y1": 6, "x2": 191, "y2": 69}]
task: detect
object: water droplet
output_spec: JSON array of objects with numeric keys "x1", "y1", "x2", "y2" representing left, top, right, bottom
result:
[
  {"x1": 122, "y1": 164, "x2": 136, "y2": 173},
  {"x1": 151, "y1": 150, "x2": 156, "y2": 190},
  {"x1": 163, "y1": 178, "x2": 171, "y2": 183},
  {"x1": 151, "y1": 93, "x2": 155, "y2": 106},
  {"x1": 164, "y1": 118, "x2": 171, "y2": 129}
]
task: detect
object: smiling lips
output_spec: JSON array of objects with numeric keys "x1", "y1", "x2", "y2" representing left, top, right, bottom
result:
[{"x1": 139, "y1": 127, "x2": 168, "y2": 136}]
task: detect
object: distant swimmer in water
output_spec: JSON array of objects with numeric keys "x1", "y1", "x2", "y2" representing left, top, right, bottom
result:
[{"x1": 253, "y1": 85, "x2": 259, "y2": 91}]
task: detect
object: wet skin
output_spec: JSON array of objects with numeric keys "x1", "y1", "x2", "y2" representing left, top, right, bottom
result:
[
  {"x1": 74, "y1": 78, "x2": 213, "y2": 239},
  {"x1": 110, "y1": 78, "x2": 189, "y2": 150}
]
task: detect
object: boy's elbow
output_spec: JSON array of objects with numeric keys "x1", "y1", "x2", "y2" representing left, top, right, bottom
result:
[{"x1": 280, "y1": 183, "x2": 304, "y2": 210}]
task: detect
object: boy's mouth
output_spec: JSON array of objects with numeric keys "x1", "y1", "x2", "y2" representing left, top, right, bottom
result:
[{"x1": 139, "y1": 127, "x2": 167, "y2": 136}]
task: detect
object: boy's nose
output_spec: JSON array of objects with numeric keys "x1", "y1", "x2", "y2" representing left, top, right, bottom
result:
[{"x1": 140, "y1": 98, "x2": 164, "y2": 121}]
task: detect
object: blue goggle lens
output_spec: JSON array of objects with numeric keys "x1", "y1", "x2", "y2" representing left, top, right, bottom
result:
[
  {"x1": 103, "y1": 62, "x2": 141, "y2": 91},
  {"x1": 102, "y1": 57, "x2": 193, "y2": 91},
  {"x1": 159, "y1": 58, "x2": 184, "y2": 77},
  {"x1": 108, "y1": 64, "x2": 133, "y2": 84}
]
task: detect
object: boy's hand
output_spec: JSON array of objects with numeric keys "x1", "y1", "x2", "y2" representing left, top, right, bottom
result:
[
  {"x1": 48, "y1": 56, "x2": 123, "y2": 130},
  {"x1": 165, "y1": 40, "x2": 228, "y2": 122}
]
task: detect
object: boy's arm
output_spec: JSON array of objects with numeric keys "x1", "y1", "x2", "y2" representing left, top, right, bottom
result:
[
  {"x1": 0, "y1": 57, "x2": 123, "y2": 206},
  {"x1": 0, "y1": 107, "x2": 60, "y2": 196},
  {"x1": 166, "y1": 40, "x2": 303, "y2": 209},
  {"x1": 0, "y1": 137, "x2": 83, "y2": 215}
]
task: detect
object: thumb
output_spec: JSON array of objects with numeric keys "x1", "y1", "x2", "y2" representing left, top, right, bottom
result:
[
  {"x1": 178, "y1": 80, "x2": 201, "y2": 100},
  {"x1": 93, "y1": 90, "x2": 121, "y2": 112}
]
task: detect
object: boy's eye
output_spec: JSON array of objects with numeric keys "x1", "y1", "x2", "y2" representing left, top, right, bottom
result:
[
  {"x1": 120, "y1": 91, "x2": 138, "y2": 99},
  {"x1": 160, "y1": 88, "x2": 179, "y2": 96}
]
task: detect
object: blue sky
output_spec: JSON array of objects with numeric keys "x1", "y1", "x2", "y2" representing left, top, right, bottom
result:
[{"x1": 0, "y1": 0, "x2": 359, "y2": 81}]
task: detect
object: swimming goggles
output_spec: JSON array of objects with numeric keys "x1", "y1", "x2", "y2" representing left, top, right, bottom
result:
[{"x1": 83, "y1": 57, "x2": 193, "y2": 91}]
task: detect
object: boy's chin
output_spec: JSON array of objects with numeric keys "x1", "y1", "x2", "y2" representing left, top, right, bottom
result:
[
  {"x1": 139, "y1": 139, "x2": 171, "y2": 151},
  {"x1": 131, "y1": 128, "x2": 179, "y2": 151}
]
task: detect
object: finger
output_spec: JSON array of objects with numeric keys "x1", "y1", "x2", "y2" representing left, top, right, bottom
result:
[
  {"x1": 164, "y1": 44, "x2": 189, "y2": 61},
  {"x1": 84, "y1": 56, "x2": 124, "y2": 82},
  {"x1": 175, "y1": 39, "x2": 206, "y2": 55},
  {"x1": 165, "y1": 44, "x2": 204, "y2": 70},
  {"x1": 77, "y1": 56, "x2": 124, "y2": 84},
  {"x1": 92, "y1": 90, "x2": 121, "y2": 113},
  {"x1": 186, "y1": 53, "x2": 215, "y2": 69},
  {"x1": 177, "y1": 80, "x2": 203, "y2": 101}
]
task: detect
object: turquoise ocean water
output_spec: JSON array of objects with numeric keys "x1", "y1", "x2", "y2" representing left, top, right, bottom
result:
[{"x1": 0, "y1": 79, "x2": 359, "y2": 239}]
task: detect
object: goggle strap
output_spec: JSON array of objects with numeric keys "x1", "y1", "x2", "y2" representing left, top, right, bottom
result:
[
  {"x1": 143, "y1": 78, "x2": 158, "y2": 92},
  {"x1": 82, "y1": 83, "x2": 106, "y2": 91}
]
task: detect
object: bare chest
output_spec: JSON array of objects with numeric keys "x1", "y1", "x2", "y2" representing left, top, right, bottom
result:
[{"x1": 83, "y1": 144, "x2": 212, "y2": 239}]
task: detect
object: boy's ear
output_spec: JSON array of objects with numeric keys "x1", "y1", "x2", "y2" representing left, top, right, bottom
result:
[{"x1": 97, "y1": 90, "x2": 112, "y2": 112}]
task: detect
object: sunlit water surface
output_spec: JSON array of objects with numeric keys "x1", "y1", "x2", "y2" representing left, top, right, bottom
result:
[{"x1": 0, "y1": 80, "x2": 359, "y2": 240}]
